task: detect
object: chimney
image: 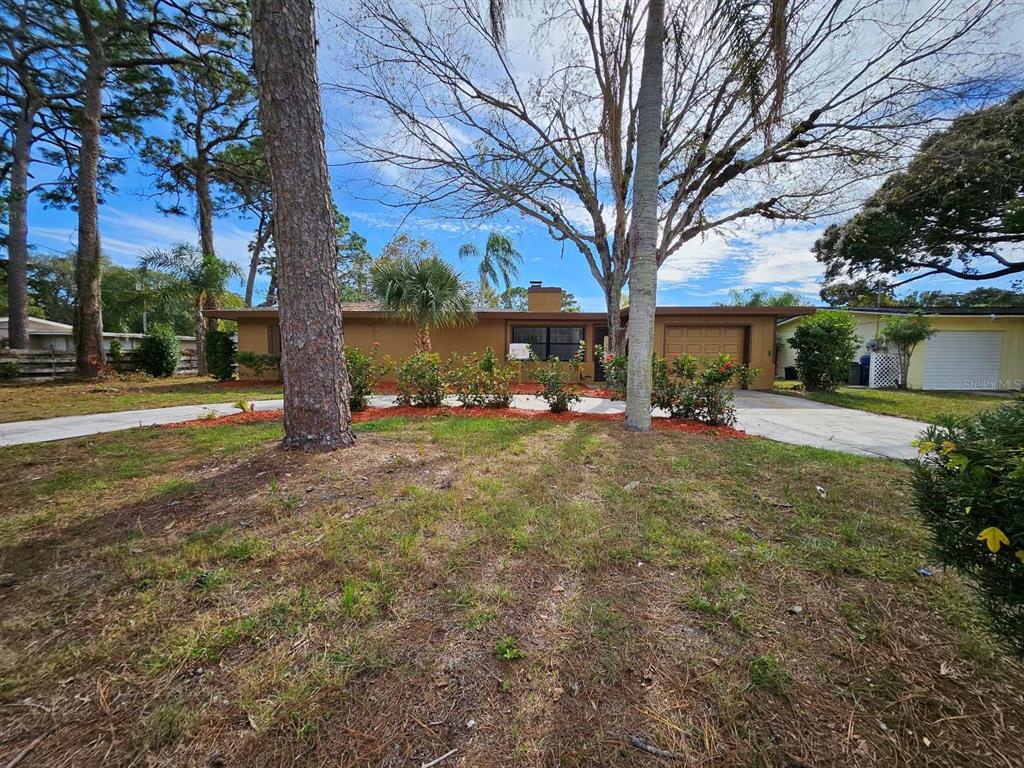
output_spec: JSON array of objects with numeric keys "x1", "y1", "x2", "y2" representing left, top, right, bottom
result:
[{"x1": 527, "y1": 281, "x2": 562, "y2": 312}]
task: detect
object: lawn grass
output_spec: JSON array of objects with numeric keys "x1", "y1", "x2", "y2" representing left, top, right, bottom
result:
[
  {"x1": 773, "y1": 380, "x2": 1010, "y2": 422},
  {"x1": 2, "y1": 415, "x2": 1022, "y2": 766},
  {"x1": 0, "y1": 375, "x2": 282, "y2": 422}
]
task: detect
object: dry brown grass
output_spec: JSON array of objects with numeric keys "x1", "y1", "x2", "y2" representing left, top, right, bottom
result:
[{"x1": 1, "y1": 415, "x2": 1022, "y2": 767}]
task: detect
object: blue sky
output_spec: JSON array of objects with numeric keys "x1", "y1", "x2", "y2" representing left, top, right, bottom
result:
[{"x1": 21, "y1": 9, "x2": 1023, "y2": 313}]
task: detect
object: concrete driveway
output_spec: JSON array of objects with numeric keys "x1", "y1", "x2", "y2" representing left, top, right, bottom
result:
[
  {"x1": 0, "y1": 391, "x2": 925, "y2": 459},
  {"x1": 729, "y1": 391, "x2": 925, "y2": 460}
]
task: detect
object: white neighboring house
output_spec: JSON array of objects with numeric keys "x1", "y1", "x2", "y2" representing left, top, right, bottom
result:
[
  {"x1": 776, "y1": 307, "x2": 1024, "y2": 391},
  {"x1": 0, "y1": 316, "x2": 197, "y2": 355}
]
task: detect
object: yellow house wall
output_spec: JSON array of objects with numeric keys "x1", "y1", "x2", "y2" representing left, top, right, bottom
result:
[{"x1": 775, "y1": 313, "x2": 1024, "y2": 390}]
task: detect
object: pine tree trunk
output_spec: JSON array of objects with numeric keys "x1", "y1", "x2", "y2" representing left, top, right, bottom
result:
[
  {"x1": 193, "y1": 299, "x2": 206, "y2": 376},
  {"x1": 245, "y1": 213, "x2": 273, "y2": 306},
  {"x1": 5, "y1": 105, "x2": 34, "y2": 350},
  {"x1": 251, "y1": 0, "x2": 355, "y2": 451},
  {"x1": 75, "y1": 52, "x2": 106, "y2": 378},
  {"x1": 624, "y1": 0, "x2": 664, "y2": 431}
]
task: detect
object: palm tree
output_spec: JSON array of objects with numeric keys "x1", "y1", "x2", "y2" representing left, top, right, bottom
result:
[
  {"x1": 370, "y1": 256, "x2": 475, "y2": 351},
  {"x1": 458, "y1": 232, "x2": 522, "y2": 301},
  {"x1": 625, "y1": 0, "x2": 790, "y2": 431},
  {"x1": 140, "y1": 242, "x2": 240, "y2": 376}
]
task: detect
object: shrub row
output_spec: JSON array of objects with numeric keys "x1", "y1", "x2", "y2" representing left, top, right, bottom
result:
[{"x1": 597, "y1": 347, "x2": 759, "y2": 426}]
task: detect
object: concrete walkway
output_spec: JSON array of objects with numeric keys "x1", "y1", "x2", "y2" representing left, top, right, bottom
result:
[{"x1": 0, "y1": 391, "x2": 925, "y2": 459}]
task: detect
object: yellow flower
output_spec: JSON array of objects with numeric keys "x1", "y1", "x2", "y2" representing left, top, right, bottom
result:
[
  {"x1": 977, "y1": 527, "x2": 1010, "y2": 553},
  {"x1": 940, "y1": 439, "x2": 957, "y2": 455},
  {"x1": 916, "y1": 440, "x2": 937, "y2": 455}
]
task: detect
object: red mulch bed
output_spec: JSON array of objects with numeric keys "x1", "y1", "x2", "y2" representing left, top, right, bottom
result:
[
  {"x1": 165, "y1": 405, "x2": 746, "y2": 438},
  {"x1": 222, "y1": 380, "x2": 620, "y2": 399}
]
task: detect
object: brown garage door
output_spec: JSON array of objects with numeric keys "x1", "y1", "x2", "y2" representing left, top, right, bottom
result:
[{"x1": 664, "y1": 326, "x2": 745, "y2": 361}]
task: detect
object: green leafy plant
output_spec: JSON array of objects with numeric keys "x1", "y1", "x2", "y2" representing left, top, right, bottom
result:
[
  {"x1": 749, "y1": 654, "x2": 787, "y2": 694},
  {"x1": 446, "y1": 346, "x2": 515, "y2": 408},
  {"x1": 595, "y1": 343, "x2": 627, "y2": 399},
  {"x1": 529, "y1": 341, "x2": 585, "y2": 413},
  {"x1": 135, "y1": 326, "x2": 181, "y2": 378},
  {"x1": 236, "y1": 351, "x2": 281, "y2": 379},
  {"x1": 109, "y1": 338, "x2": 123, "y2": 363},
  {"x1": 345, "y1": 344, "x2": 393, "y2": 411},
  {"x1": 205, "y1": 330, "x2": 236, "y2": 381},
  {"x1": 494, "y1": 636, "x2": 524, "y2": 661},
  {"x1": 787, "y1": 310, "x2": 860, "y2": 391},
  {"x1": 913, "y1": 398, "x2": 1024, "y2": 657},
  {"x1": 0, "y1": 359, "x2": 19, "y2": 380},
  {"x1": 396, "y1": 351, "x2": 446, "y2": 407},
  {"x1": 233, "y1": 397, "x2": 254, "y2": 412},
  {"x1": 881, "y1": 312, "x2": 935, "y2": 389},
  {"x1": 649, "y1": 353, "x2": 759, "y2": 426}
]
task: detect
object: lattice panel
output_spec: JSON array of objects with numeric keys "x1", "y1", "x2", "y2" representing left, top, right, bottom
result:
[{"x1": 869, "y1": 353, "x2": 901, "y2": 388}]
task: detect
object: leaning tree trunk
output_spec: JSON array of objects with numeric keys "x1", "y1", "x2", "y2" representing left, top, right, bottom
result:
[
  {"x1": 75, "y1": 53, "x2": 106, "y2": 378},
  {"x1": 624, "y1": 0, "x2": 664, "y2": 431},
  {"x1": 195, "y1": 145, "x2": 220, "y2": 341},
  {"x1": 5, "y1": 104, "x2": 35, "y2": 350},
  {"x1": 245, "y1": 213, "x2": 273, "y2": 306},
  {"x1": 251, "y1": 0, "x2": 355, "y2": 450}
]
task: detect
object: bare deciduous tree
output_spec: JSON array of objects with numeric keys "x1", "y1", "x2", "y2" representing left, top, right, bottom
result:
[{"x1": 327, "y1": 0, "x2": 1010, "y2": 357}]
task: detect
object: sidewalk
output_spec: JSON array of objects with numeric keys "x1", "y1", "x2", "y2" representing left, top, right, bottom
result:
[{"x1": 0, "y1": 392, "x2": 924, "y2": 459}]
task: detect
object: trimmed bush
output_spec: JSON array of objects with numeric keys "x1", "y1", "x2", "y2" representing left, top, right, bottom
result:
[
  {"x1": 136, "y1": 326, "x2": 181, "y2": 378},
  {"x1": 346, "y1": 344, "x2": 392, "y2": 411},
  {"x1": 396, "y1": 351, "x2": 445, "y2": 406},
  {"x1": 787, "y1": 310, "x2": 860, "y2": 391},
  {"x1": 913, "y1": 398, "x2": 1024, "y2": 657},
  {"x1": 529, "y1": 341, "x2": 585, "y2": 413},
  {"x1": 446, "y1": 346, "x2": 515, "y2": 408},
  {"x1": 0, "y1": 359, "x2": 19, "y2": 380},
  {"x1": 595, "y1": 344, "x2": 627, "y2": 399},
  {"x1": 206, "y1": 330, "x2": 236, "y2": 381},
  {"x1": 236, "y1": 351, "x2": 281, "y2": 379},
  {"x1": 652, "y1": 353, "x2": 759, "y2": 426}
]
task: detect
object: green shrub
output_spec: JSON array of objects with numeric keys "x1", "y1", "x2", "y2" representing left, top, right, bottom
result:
[
  {"x1": 913, "y1": 398, "x2": 1024, "y2": 657},
  {"x1": 205, "y1": 330, "x2": 236, "y2": 381},
  {"x1": 396, "y1": 351, "x2": 445, "y2": 407},
  {"x1": 529, "y1": 341, "x2": 585, "y2": 413},
  {"x1": 109, "y1": 338, "x2": 123, "y2": 363},
  {"x1": 0, "y1": 359, "x2": 18, "y2": 380},
  {"x1": 236, "y1": 351, "x2": 281, "y2": 379},
  {"x1": 345, "y1": 344, "x2": 393, "y2": 411},
  {"x1": 652, "y1": 353, "x2": 759, "y2": 426},
  {"x1": 136, "y1": 326, "x2": 181, "y2": 378},
  {"x1": 787, "y1": 310, "x2": 860, "y2": 391},
  {"x1": 595, "y1": 344, "x2": 627, "y2": 399},
  {"x1": 446, "y1": 346, "x2": 515, "y2": 408}
]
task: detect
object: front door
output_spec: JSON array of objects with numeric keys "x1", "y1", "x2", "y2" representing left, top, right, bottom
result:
[{"x1": 594, "y1": 326, "x2": 609, "y2": 381}]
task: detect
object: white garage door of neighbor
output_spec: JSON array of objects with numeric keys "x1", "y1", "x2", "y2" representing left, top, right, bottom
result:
[{"x1": 922, "y1": 331, "x2": 1003, "y2": 390}]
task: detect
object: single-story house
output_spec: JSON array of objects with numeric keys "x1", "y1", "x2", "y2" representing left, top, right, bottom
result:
[
  {"x1": 775, "y1": 307, "x2": 1024, "y2": 391},
  {"x1": 0, "y1": 316, "x2": 197, "y2": 356},
  {"x1": 206, "y1": 283, "x2": 815, "y2": 390}
]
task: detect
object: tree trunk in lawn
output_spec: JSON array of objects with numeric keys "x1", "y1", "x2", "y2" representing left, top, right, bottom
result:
[
  {"x1": 193, "y1": 299, "x2": 206, "y2": 375},
  {"x1": 624, "y1": 0, "x2": 664, "y2": 432},
  {"x1": 195, "y1": 144, "x2": 220, "y2": 350},
  {"x1": 5, "y1": 105, "x2": 35, "y2": 350},
  {"x1": 605, "y1": 279, "x2": 626, "y2": 356},
  {"x1": 75, "y1": 52, "x2": 106, "y2": 378},
  {"x1": 251, "y1": 0, "x2": 355, "y2": 450},
  {"x1": 415, "y1": 326, "x2": 431, "y2": 352}
]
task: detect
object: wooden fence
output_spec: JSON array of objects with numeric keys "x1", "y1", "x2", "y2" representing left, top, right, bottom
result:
[{"x1": 0, "y1": 349, "x2": 198, "y2": 382}]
